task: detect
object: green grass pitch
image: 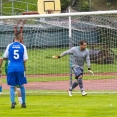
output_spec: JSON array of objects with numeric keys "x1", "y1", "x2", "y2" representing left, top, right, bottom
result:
[
  {"x1": 1, "y1": 48, "x2": 117, "y2": 76},
  {"x1": 0, "y1": 94, "x2": 117, "y2": 117}
]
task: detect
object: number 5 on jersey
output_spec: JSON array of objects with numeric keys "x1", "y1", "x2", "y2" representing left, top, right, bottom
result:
[{"x1": 14, "y1": 50, "x2": 19, "y2": 59}]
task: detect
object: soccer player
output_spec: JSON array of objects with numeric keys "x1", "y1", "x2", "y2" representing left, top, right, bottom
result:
[
  {"x1": 53, "y1": 40, "x2": 94, "y2": 96},
  {"x1": 3, "y1": 32, "x2": 28, "y2": 108},
  {"x1": 0, "y1": 33, "x2": 27, "y2": 105}
]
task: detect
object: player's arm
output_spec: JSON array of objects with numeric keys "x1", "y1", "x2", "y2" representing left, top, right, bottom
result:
[
  {"x1": 86, "y1": 50, "x2": 94, "y2": 75},
  {"x1": 23, "y1": 46, "x2": 28, "y2": 64},
  {"x1": 0, "y1": 57, "x2": 3, "y2": 75},
  {"x1": 23, "y1": 46, "x2": 28, "y2": 80},
  {"x1": 0, "y1": 57, "x2": 3, "y2": 68},
  {"x1": 3, "y1": 44, "x2": 10, "y2": 60},
  {"x1": 52, "y1": 48, "x2": 74, "y2": 59},
  {"x1": 0, "y1": 56, "x2": 7, "y2": 75}
]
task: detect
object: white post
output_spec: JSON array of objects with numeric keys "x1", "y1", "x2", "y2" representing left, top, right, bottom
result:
[
  {"x1": 69, "y1": 7, "x2": 71, "y2": 40},
  {"x1": 69, "y1": 6, "x2": 72, "y2": 90}
]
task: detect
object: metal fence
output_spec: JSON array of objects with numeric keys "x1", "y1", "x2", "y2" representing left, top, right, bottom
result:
[
  {"x1": 1, "y1": 0, "x2": 117, "y2": 16},
  {"x1": 0, "y1": 0, "x2": 37, "y2": 16}
]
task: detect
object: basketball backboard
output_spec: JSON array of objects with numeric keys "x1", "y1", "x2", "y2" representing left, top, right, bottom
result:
[{"x1": 37, "y1": 0, "x2": 61, "y2": 14}]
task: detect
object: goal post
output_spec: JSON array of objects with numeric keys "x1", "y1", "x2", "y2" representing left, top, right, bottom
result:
[{"x1": 1, "y1": 10, "x2": 117, "y2": 94}]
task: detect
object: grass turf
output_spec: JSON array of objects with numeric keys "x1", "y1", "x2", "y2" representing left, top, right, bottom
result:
[
  {"x1": 1, "y1": 48, "x2": 117, "y2": 75},
  {"x1": 25, "y1": 48, "x2": 117, "y2": 74},
  {"x1": 0, "y1": 94, "x2": 117, "y2": 117}
]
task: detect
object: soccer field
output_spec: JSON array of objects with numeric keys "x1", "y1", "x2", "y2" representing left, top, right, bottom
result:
[
  {"x1": 1, "y1": 9, "x2": 117, "y2": 117},
  {"x1": 0, "y1": 94, "x2": 117, "y2": 117}
]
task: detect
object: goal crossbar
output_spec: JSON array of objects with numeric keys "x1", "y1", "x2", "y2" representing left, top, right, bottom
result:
[{"x1": 1, "y1": 10, "x2": 117, "y2": 19}]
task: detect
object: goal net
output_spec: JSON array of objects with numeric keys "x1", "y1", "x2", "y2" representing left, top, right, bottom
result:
[{"x1": 0, "y1": 11, "x2": 117, "y2": 94}]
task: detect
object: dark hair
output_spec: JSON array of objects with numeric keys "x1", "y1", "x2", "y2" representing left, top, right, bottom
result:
[{"x1": 79, "y1": 40, "x2": 87, "y2": 45}]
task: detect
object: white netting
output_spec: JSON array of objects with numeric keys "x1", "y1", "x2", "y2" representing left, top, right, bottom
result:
[{"x1": 0, "y1": 11, "x2": 117, "y2": 94}]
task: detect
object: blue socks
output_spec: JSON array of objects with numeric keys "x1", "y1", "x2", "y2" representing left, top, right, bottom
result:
[
  {"x1": 70, "y1": 81, "x2": 78, "y2": 91},
  {"x1": 10, "y1": 86, "x2": 15, "y2": 103},
  {"x1": 0, "y1": 86, "x2": 2, "y2": 92},
  {"x1": 10, "y1": 86, "x2": 26, "y2": 104},
  {"x1": 20, "y1": 86, "x2": 25, "y2": 103}
]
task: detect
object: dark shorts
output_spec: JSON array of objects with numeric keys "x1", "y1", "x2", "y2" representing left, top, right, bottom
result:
[
  {"x1": 7, "y1": 71, "x2": 27, "y2": 86},
  {"x1": 73, "y1": 67, "x2": 83, "y2": 79}
]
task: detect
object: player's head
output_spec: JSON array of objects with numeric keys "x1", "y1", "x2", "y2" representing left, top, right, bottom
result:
[
  {"x1": 14, "y1": 32, "x2": 23, "y2": 42},
  {"x1": 79, "y1": 40, "x2": 87, "y2": 50}
]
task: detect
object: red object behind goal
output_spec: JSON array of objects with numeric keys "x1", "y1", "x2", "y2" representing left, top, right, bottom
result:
[{"x1": 22, "y1": 12, "x2": 39, "y2": 15}]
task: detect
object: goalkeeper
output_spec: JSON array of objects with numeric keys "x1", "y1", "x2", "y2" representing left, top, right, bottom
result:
[{"x1": 52, "y1": 40, "x2": 94, "y2": 96}]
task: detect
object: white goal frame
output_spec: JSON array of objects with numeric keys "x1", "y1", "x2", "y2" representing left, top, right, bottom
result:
[{"x1": 1, "y1": 10, "x2": 117, "y2": 94}]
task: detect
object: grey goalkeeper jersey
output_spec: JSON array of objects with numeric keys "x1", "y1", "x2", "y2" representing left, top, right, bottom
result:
[{"x1": 61, "y1": 46, "x2": 90, "y2": 70}]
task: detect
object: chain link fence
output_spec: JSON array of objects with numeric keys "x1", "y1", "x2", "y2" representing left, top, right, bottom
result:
[{"x1": 0, "y1": 0, "x2": 37, "y2": 16}]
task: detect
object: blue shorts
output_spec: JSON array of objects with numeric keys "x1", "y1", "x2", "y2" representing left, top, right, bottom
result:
[
  {"x1": 73, "y1": 67, "x2": 83, "y2": 79},
  {"x1": 7, "y1": 71, "x2": 27, "y2": 86}
]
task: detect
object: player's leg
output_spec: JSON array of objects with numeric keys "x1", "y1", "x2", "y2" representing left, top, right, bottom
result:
[
  {"x1": 68, "y1": 67, "x2": 87, "y2": 96},
  {"x1": 77, "y1": 75, "x2": 87, "y2": 96},
  {"x1": 0, "y1": 78, "x2": 2, "y2": 94},
  {"x1": 16, "y1": 71, "x2": 26, "y2": 108},
  {"x1": 68, "y1": 67, "x2": 80, "y2": 96},
  {"x1": 7, "y1": 72, "x2": 17, "y2": 108},
  {"x1": 69, "y1": 67, "x2": 82, "y2": 92},
  {"x1": 20, "y1": 85, "x2": 26, "y2": 108},
  {"x1": 20, "y1": 72, "x2": 27, "y2": 107},
  {"x1": 68, "y1": 78, "x2": 78, "y2": 96},
  {"x1": 10, "y1": 86, "x2": 16, "y2": 108},
  {"x1": 17, "y1": 87, "x2": 22, "y2": 105},
  {"x1": 74, "y1": 67, "x2": 87, "y2": 96}
]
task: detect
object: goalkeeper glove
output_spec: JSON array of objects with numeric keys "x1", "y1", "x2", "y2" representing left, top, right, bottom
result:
[
  {"x1": 52, "y1": 55, "x2": 61, "y2": 59},
  {"x1": 88, "y1": 68, "x2": 94, "y2": 75}
]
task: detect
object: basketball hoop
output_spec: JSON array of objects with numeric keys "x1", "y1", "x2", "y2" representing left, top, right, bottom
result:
[
  {"x1": 22, "y1": 0, "x2": 61, "y2": 15},
  {"x1": 45, "y1": 10, "x2": 53, "y2": 14},
  {"x1": 37, "y1": 0, "x2": 61, "y2": 14},
  {"x1": 45, "y1": 10, "x2": 61, "y2": 14}
]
